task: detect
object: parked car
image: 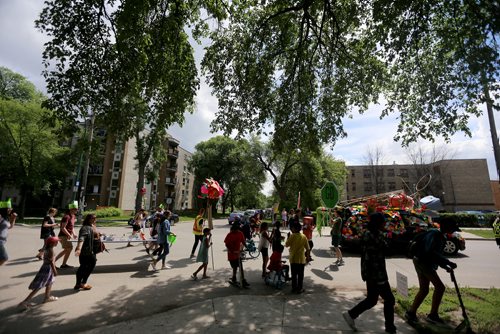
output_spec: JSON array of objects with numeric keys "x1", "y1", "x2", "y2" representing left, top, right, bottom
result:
[
  {"x1": 341, "y1": 209, "x2": 465, "y2": 256},
  {"x1": 228, "y1": 211, "x2": 244, "y2": 225}
]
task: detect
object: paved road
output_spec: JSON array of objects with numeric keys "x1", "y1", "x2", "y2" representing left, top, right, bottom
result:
[{"x1": 0, "y1": 219, "x2": 497, "y2": 333}]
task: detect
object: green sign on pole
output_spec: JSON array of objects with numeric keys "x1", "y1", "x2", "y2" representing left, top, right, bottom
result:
[{"x1": 321, "y1": 181, "x2": 339, "y2": 208}]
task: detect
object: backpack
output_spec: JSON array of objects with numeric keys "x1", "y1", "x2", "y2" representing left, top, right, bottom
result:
[{"x1": 408, "y1": 231, "x2": 428, "y2": 258}]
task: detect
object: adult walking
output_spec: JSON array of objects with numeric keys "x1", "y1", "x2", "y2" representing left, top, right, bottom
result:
[
  {"x1": 330, "y1": 209, "x2": 344, "y2": 265},
  {"x1": 152, "y1": 210, "x2": 175, "y2": 270},
  {"x1": 190, "y1": 208, "x2": 205, "y2": 258},
  {"x1": 285, "y1": 221, "x2": 311, "y2": 293},
  {"x1": 493, "y1": 214, "x2": 500, "y2": 249},
  {"x1": 36, "y1": 208, "x2": 58, "y2": 260},
  {"x1": 74, "y1": 214, "x2": 98, "y2": 291},
  {"x1": 343, "y1": 212, "x2": 397, "y2": 334},
  {"x1": 0, "y1": 199, "x2": 17, "y2": 266},
  {"x1": 56, "y1": 202, "x2": 78, "y2": 268},
  {"x1": 405, "y1": 217, "x2": 458, "y2": 325}
]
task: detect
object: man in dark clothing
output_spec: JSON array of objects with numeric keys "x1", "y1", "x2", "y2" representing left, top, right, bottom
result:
[
  {"x1": 405, "y1": 217, "x2": 458, "y2": 325},
  {"x1": 343, "y1": 212, "x2": 396, "y2": 333}
]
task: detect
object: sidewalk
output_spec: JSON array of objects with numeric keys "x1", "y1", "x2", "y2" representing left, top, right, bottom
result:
[{"x1": 82, "y1": 293, "x2": 417, "y2": 334}]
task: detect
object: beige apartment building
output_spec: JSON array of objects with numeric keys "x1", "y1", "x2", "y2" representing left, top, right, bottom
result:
[
  {"x1": 61, "y1": 130, "x2": 195, "y2": 213},
  {"x1": 345, "y1": 159, "x2": 495, "y2": 212}
]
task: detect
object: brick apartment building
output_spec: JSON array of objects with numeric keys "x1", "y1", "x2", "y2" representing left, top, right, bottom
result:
[
  {"x1": 345, "y1": 159, "x2": 495, "y2": 212},
  {"x1": 60, "y1": 129, "x2": 195, "y2": 213}
]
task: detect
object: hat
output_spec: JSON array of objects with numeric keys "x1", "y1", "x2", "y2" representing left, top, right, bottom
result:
[
  {"x1": 46, "y1": 236, "x2": 60, "y2": 246},
  {"x1": 68, "y1": 200, "x2": 78, "y2": 209},
  {"x1": 0, "y1": 198, "x2": 12, "y2": 209}
]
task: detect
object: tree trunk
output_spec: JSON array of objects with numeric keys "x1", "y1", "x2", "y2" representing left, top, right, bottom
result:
[
  {"x1": 484, "y1": 85, "x2": 500, "y2": 180},
  {"x1": 135, "y1": 163, "x2": 146, "y2": 212}
]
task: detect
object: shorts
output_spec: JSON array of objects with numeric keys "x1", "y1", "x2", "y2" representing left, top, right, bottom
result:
[
  {"x1": 59, "y1": 236, "x2": 73, "y2": 250},
  {"x1": 260, "y1": 247, "x2": 269, "y2": 257},
  {"x1": 0, "y1": 243, "x2": 8, "y2": 262},
  {"x1": 413, "y1": 258, "x2": 436, "y2": 277},
  {"x1": 132, "y1": 225, "x2": 141, "y2": 232},
  {"x1": 229, "y1": 259, "x2": 241, "y2": 269},
  {"x1": 331, "y1": 235, "x2": 341, "y2": 247}
]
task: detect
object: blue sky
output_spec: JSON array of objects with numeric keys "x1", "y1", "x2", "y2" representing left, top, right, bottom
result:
[{"x1": 1, "y1": 1, "x2": 498, "y2": 187}]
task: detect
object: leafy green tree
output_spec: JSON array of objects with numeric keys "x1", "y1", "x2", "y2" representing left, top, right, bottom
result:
[
  {"x1": 368, "y1": 0, "x2": 500, "y2": 177},
  {"x1": 202, "y1": 1, "x2": 499, "y2": 176},
  {"x1": 249, "y1": 137, "x2": 346, "y2": 210},
  {"x1": 36, "y1": 0, "x2": 223, "y2": 211},
  {"x1": 202, "y1": 1, "x2": 385, "y2": 154},
  {"x1": 188, "y1": 136, "x2": 265, "y2": 213},
  {"x1": 0, "y1": 69, "x2": 71, "y2": 217}
]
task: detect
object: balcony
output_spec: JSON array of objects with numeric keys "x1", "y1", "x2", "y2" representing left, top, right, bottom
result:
[
  {"x1": 167, "y1": 149, "x2": 179, "y2": 157},
  {"x1": 166, "y1": 163, "x2": 177, "y2": 171},
  {"x1": 165, "y1": 177, "x2": 177, "y2": 185},
  {"x1": 88, "y1": 165, "x2": 104, "y2": 175},
  {"x1": 168, "y1": 137, "x2": 180, "y2": 146}
]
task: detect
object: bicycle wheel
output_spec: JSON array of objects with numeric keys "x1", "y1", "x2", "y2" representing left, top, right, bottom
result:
[{"x1": 248, "y1": 247, "x2": 260, "y2": 259}]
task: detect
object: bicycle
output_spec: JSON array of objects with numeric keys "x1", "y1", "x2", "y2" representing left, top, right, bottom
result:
[{"x1": 241, "y1": 238, "x2": 260, "y2": 259}]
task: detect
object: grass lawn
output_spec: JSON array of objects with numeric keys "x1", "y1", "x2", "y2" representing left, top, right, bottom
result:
[
  {"x1": 466, "y1": 229, "x2": 495, "y2": 239},
  {"x1": 395, "y1": 287, "x2": 500, "y2": 333}
]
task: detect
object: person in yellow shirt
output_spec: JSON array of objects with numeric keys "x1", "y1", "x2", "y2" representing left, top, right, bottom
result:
[
  {"x1": 190, "y1": 208, "x2": 205, "y2": 258},
  {"x1": 285, "y1": 221, "x2": 311, "y2": 293},
  {"x1": 493, "y1": 215, "x2": 500, "y2": 249}
]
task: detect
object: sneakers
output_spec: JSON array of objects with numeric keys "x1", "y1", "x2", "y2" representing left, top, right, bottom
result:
[
  {"x1": 242, "y1": 279, "x2": 250, "y2": 288},
  {"x1": 342, "y1": 311, "x2": 357, "y2": 331},
  {"x1": 191, "y1": 274, "x2": 198, "y2": 280},
  {"x1": 59, "y1": 264, "x2": 73, "y2": 269},
  {"x1": 405, "y1": 311, "x2": 418, "y2": 324},
  {"x1": 385, "y1": 325, "x2": 397, "y2": 333},
  {"x1": 426, "y1": 313, "x2": 445, "y2": 324},
  {"x1": 336, "y1": 259, "x2": 345, "y2": 266}
]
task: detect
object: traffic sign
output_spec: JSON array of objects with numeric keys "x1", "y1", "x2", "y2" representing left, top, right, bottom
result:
[{"x1": 321, "y1": 181, "x2": 339, "y2": 208}]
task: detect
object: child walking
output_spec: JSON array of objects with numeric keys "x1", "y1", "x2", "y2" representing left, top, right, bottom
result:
[
  {"x1": 258, "y1": 222, "x2": 271, "y2": 277},
  {"x1": 19, "y1": 236, "x2": 59, "y2": 309},
  {"x1": 191, "y1": 228, "x2": 212, "y2": 280}
]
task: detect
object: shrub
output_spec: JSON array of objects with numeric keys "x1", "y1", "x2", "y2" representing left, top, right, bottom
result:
[
  {"x1": 439, "y1": 213, "x2": 496, "y2": 228},
  {"x1": 83, "y1": 206, "x2": 123, "y2": 218}
]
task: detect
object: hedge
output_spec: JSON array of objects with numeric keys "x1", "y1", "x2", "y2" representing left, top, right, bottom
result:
[
  {"x1": 83, "y1": 206, "x2": 123, "y2": 218},
  {"x1": 439, "y1": 213, "x2": 497, "y2": 228}
]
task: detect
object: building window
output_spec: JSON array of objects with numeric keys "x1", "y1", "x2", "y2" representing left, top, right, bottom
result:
[
  {"x1": 387, "y1": 169, "x2": 395, "y2": 177},
  {"x1": 113, "y1": 160, "x2": 120, "y2": 168},
  {"x1": 352, "y1": 182, "x2": 356, "y2": 191},
  {"x1": 351, "y1": 169, "x2": 355, "y2": 177},
  {"x1": 363, "y1": 169, "x2": 371, "y2": 178},
  {"x1": 399, "y1": 169, "x2": 408, "y2": 177},
  {"x1": 388, "y1": 181, "x2": 396, "y2": 190},
  {"x1": 377, "y1": 182, "x2": 385, "y2": 192},
  {"x1": 364, "y1": 182, "x2": 372, "y2": 192}
]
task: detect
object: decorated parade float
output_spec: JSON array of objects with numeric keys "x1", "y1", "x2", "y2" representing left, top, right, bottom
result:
[{"x1": 316, "y1": 190, "x2": 465, "y2": 255}]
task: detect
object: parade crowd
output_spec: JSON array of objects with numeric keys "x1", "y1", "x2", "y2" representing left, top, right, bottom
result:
[{"x1": 0, "y1": 199, "x2": 473, "y2": 334}]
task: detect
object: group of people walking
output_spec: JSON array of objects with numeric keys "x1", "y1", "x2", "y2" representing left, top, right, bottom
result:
[{"x1": 4, "y1": 200, "x2": 464, "y2": 333}]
